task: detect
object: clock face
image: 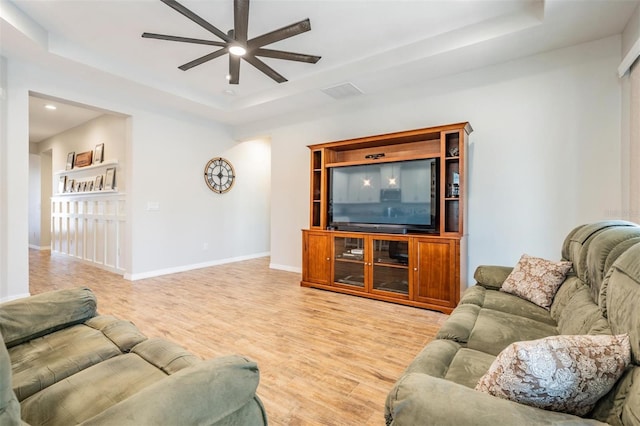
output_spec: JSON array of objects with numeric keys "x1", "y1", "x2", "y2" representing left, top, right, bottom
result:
[{"x1": 204, "y1": 157, "x2": 235, "y2": 194}]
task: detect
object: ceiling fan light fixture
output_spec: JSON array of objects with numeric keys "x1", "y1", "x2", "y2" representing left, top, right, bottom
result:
[{"x1": 229, "y1": 45, "x2": 247, "y2": 56}]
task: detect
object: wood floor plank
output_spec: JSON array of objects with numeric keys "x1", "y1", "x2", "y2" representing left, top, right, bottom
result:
[{"x1": 28, "y1": 250, "x2": 447, "y2": 425}]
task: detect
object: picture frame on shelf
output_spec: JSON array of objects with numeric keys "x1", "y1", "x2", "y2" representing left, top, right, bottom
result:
[
  {"x1": 93, "y1": 143, "x2": 104, "y2": 164},
  {"x1": 66, "y1": 179, "x2": 75, "y2": 193},
  {"x1": 75, "y1": 151, "x2": 93, "y2": 168},
  {"x1": 94, "y1": 175, "x2": 103, "y2": 191},
  {"x1": 65, "y1": 152, "x2": 75, "y2": 170},
  {"x1": 58, "y1": 176, "x2": 67, "y2": 194},
  {"x1": 104, "y1": 167, "x2": 116, "y2": 190}
]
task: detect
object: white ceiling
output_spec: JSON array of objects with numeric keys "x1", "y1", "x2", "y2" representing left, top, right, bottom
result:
[{"x1": 1, "y1": 0, "x2": 638, "y2": 142}]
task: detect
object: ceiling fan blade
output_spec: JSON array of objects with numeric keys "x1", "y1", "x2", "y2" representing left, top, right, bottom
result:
[
  {"x1": 234, "y1": 0, "x2": 250, "y2": 43},
  {"x1": 142, "y1": 32, "x2": 226, "y2": 47},
  {"x1": 244, "y1": 55, "x2": 287, "y2": 83},
  {"x1": 160, "y1": 0, "x2": 231, "y2": 42},
  {"x1": 248, "y1": 18, "x2": 311, "y2": 49},
  {"x1": 229, "y1": 55, "x2": 240, "y2": 84},
  {"x1": 179, "y1": 48, "x2": 228, "y2": 71},
  {"x1": 254, "y1": 48, "x2": 320, "y2": 63}
]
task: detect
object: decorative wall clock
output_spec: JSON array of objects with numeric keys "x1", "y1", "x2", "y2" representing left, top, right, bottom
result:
[{"x1": 204, "y1": 157, "x2": 235, "y2": 193}]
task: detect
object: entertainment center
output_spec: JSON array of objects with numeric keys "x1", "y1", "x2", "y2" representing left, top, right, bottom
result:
[{"x1": 301, "y1": 122, "x2": 472, "y2": 314}]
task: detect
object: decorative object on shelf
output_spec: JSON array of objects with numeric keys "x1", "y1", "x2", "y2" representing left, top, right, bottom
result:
[
  {"x1": 448, "y1": 146, "x2": 459, "y2": 157},
  {"x1": 204, "y1": 157, "x2": 235, "y2": 194},
  {"x1": 94, "y1": 175, "x2": 103, "y2": 191},
  {"x1": 74, "y1": 181, "x2": 81, "y2": 192},
  {"x1": 58, "y1": 176, "x2": 67, "y2": 194},
  {"x1": 66, "y1": 152, "x2": 75, "y2": 170},
  {"x1": 75, "y1": 151, "x2": 93, "y2": 168},
  {"x1": 93, "y1": 143, "x2": 104, "y2": 164},
  {"x1": 104, "y1": 167, "x2": 116, "y2": 190},
  {"x1": 87, "y1": 181, "x2": 94, "y2": 191}
]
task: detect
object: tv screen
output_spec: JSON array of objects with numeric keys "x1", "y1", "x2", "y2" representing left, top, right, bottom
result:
[{"x1": 328, "y1": 158, "x2": 438, "y2": 234}]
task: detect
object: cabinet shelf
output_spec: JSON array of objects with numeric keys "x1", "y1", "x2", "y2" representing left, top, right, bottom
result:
[
  {"x1": 335, "y1": 257, "x2": 364, "y2": 264},
  {"x1": 374, "y1": 262, "x2": 408, "y2": 269}
]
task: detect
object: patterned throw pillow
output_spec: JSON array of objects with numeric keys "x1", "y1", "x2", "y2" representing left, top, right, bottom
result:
[
  {"x1": 475, "y1": 334, "x2": 631, "y2": 416},
  {"x1": 501, "y1": 254, "x2": 572, "y2": 309}
]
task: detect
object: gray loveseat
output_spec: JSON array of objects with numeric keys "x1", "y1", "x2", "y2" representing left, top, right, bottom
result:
[
  {"x1": 386, "y1": 221, "x2": 640, "y2": 425},
  {"x1": 0, "y1": 287, "x2": 267, "y2": 425}
]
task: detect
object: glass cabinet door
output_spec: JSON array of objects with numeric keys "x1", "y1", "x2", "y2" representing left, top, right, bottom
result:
[
  {"x1": 371, "y1": 238, "x2": 409, "y2": 296},
  {"x1": 333, "y1": 236, "x2": 365, "y2": 288}
]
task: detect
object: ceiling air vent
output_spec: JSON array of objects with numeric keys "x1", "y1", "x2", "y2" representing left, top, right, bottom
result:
[{"x1": 321, "y1": 82, "x2": 364, "y2": 100}]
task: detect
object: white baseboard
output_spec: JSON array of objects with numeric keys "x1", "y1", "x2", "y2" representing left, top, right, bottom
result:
[
  {"x1": 269, "y1": 263, "x2": 302, "y2": 274},
  {"x1": 29, "y1": 244, "x2": 51, "y2": 250},
  {"x1": 0, "y1": 293, "x2": 31, "y2": 303},
  {"x1": 125, "y1": 252, "x2": 271, "y2": 281}
]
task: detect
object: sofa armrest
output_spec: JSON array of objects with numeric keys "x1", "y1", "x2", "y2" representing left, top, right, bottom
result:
[
  {"x1": 0, "y1": 288, "x2": 96, "y2": 348},
  {"x1": 385, "y1": 373, "x2": 607, "y2": 426},
  {"x1": 79, "y1": 355, "x2": 266, "y2": 426},
  {"x1": 473, "y1": 265, "x2": 513, "y2": 290}
]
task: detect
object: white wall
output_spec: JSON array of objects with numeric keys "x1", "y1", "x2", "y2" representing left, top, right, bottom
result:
[
  {"x1": 265, "y1": 36, "x2": 623, "y2": 284},
  {"x1": 40, "y1": 150, "x2": 52, "y2": 248},
  {"x1": 2, "y1": 56, "x2": 271, "y2": 299},
  {"x1": 28, "y1": 153, "x2": 41, "y2": 248}
]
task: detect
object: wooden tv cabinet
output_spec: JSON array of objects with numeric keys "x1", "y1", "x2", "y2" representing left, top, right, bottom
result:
[{"x1": 301, "y1": 122, "x2": 472, "y2": 314}]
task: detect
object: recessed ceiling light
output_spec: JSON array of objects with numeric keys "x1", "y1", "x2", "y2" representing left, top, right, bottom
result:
[
  {"x1": 226, "y1": 74, "x2": 232, "y2": 81},
  {"x1": 44, "y1": 104, "x2": 57, "y2": 110}
]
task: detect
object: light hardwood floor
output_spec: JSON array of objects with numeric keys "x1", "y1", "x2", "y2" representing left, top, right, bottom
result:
[{"x1": 29, "y1": 250, "x2": 448, "y2": 425}]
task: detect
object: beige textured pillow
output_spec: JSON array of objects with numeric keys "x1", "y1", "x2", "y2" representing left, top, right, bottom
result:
[
  {"x1": 500, "y1": 254, "x2": 572, "y2": 309},
  {"x1": 475, "y1": 334, "x2": 631, "y2": 416}
]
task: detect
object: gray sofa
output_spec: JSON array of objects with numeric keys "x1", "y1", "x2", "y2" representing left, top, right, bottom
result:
[
  {"x1": 0, "y1": 287, "x2": 267, "y2": 425},
  {"x1": 385, "y1": 221, "x2": 640, "y2": 425}
]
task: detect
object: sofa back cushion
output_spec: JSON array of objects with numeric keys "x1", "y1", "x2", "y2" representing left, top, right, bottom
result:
[
  {"x1": 0, "y1": 287, "x2": 97, "y2": 348},
  {"x1": 586, "y1": 227, "x2": 640, "y2": 305},
  {"x1": 556, "y1": 285, "x2": 610, "y2": 336},
  {"x1": 603, "y1": 243, "x2": 640, "y2": 365},
  {"x1": 560, "y1": 222, "x2": 638, "y2": 299}
]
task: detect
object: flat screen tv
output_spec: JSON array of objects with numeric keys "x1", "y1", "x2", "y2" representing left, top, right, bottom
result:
[{"x1": 328, "y1": 158, "x2": 438, "y2": 234}]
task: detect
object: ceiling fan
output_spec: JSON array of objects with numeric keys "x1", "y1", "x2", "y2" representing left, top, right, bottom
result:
[{"x1": 142, "y1": 0, "x2": 321, "y2": 84}]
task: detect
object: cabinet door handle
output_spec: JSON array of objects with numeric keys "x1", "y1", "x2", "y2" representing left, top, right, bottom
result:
[
  {"x1": 414, "y1": 267, "x2": 418, "y2": 271},
  {"x1": 326, "y1": 257, "x2": 330, "y2": 261}
]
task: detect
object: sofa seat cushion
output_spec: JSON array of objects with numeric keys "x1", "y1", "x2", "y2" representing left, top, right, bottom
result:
[
  {"x1": 131, "y1": 338, "x2": 201, "y2": 374},
  {"x1": 443, "y1": 348, "x2": 495, "y2": 389},
  {"x1": 466, "y1": 309, "x2": 558, "y2": 356},
  {"x1": 401, "y1": 339, "x2": 494, "y2": 389},
  {"x1": 459, "y1": 286, "x2": 556, "y2": 326},
  {"x1": 20, "y1": 353, "x2": 170, "y2": 426},
  {"x1": 85, "y1": 315, "x2": 148, "y2": 352},
  {"x1": 10, "y1": 324, "x2": 123, "y2": 401}
]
